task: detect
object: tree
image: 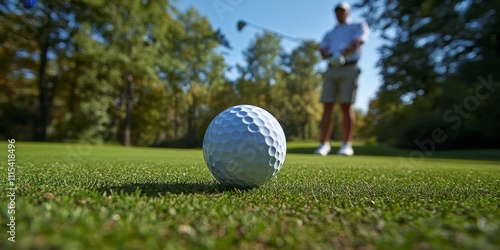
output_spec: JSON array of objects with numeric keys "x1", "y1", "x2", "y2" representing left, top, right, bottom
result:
[
  {"x1": 280, "y1": 41, "x2": 322, "y2": 139},
  {"x1": 74, "y1": 0, "x2": 177, "y2": 145},
  {"x1": 358, "y1": 0, "x2": 500, "y2": 149},
  {"x1": 1, "y1": 1, "x2": 233, "y2": 146},
  {"x1": 0, "y1": 0, "x2": 82, "y2": 141},
  {"x1": 165, "y1": 7, "x2": 229, "y2": 147},
  {"x1": 236, "y1": 33, "x2": 283, "y2": 109}
]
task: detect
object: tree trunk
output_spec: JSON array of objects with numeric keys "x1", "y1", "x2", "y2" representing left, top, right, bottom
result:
[
  {"x1": 187, "y1": 103, "x2": 195, "y2": 147},
  {"x1": 108, "y1": 95, "x2": 122, "y2": 142},
  {"x1": 173, "y1": 94, "x2": 179, "y2": 139},
  {"x1": 68, "y1": 49, "x2": 81, "y2": 116},
  {"x1": 33, "y1": 31, "x2": 51, "y2": 141},
  {"x1": 301, "y1": 121, "x2": 306, "y2": 140},
  {"x1": 124, "y1": 73, "x2": 133, "y2": 146}
]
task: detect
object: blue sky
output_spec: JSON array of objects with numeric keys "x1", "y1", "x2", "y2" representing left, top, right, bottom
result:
[{"x1": 177, "y1": 0, "x2": 383, "y2": 112}]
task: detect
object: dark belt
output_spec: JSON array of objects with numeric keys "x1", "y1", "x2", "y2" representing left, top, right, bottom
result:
[
  {"x1": 344, "y1": 61, "x2": 358, "y2": 66},
  {"x1": 329, "y1": 61, "x2": 357, "y2": 69}
]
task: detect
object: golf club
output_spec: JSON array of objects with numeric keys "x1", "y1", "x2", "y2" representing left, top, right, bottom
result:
[{"x1": 237, "y1": 19, "x2": 304, "y2": 44}]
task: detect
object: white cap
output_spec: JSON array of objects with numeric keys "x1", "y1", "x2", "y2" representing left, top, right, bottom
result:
[{"x1": 335, "y1": 2, "x2": 351, "y2": 11}]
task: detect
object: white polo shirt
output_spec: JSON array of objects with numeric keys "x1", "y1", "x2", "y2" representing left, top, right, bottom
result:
[{"x1": 320, "y1": 19, "x2": 369, "y2": 62}]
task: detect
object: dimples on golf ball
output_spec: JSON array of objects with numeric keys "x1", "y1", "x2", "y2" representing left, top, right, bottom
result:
[{"x1": 203, "y1": 105, "x2": 286, "y2": 188}]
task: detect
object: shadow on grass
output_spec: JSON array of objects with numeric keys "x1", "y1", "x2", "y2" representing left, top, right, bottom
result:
[
  {"x1": 98, "y1": 182, "x2": 253, "y2": 197},
  {"x1": 288, "y1": 144, "x2": 500, "y2": 161}
]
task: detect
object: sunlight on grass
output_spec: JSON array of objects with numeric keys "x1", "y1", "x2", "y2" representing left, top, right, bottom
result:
[{"x1": 0, "y1": 142, "x2": 498, "y2": 249}]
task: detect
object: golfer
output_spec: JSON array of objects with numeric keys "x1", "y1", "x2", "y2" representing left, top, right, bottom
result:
[{"x1": 314, "y1": 2, "x2": 369, "y2": 156}]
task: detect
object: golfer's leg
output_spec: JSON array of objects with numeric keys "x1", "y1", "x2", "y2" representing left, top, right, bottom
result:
[
  {"x1": 320, "y1": 103, "x2": 335, "y2": 143},
  {"x1": 338, "y1": 65, "x2": 360, "y2": 143},
  {"x1": 319, "y1": 68, "x2": 338, "y2": 144},
  {"x1": 340, "y1": 103, "x2": 355, "y2": 143}
]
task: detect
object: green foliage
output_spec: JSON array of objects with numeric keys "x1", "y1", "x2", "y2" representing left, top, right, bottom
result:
[
  {"x1": 280, "y1": 41, "x2": 323, "y2": 140},
  {"x1": 236, "y1": 32, "x2": 283, "y2": 109},
  {"x1": 173, "y1": 7, "x2": 228, "y2": 147},
  {"x1": 236, "y1": 36, "x2": 324, "y2": 140},
  {"x1": 0, "y1": 0, "x2": 81, "y2": 141},
  {"x1": 1, "y1": 1, "x2": 370, "y2": 146},
  {"x1": 358, "y1": 0, "x2": 500, "y2": 149}
]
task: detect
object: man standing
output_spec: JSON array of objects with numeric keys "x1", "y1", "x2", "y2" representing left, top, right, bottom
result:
[{"x1": 314, "y1": 2, "x2": 369, "y2": 156}]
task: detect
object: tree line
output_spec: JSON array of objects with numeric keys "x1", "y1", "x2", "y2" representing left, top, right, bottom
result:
[
  {"x1": 357, "y1": 0, "x2": 499, "y2": 150},
  {"x1": 1, "y1": 0, "x2": 364, "y2": 147},
  {"x1": 3, "y1": 0, "x2": 497, "y2": 150}
]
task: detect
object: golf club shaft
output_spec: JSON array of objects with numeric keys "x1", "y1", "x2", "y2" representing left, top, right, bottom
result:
[{"x1": 244, "y1": 22, "x2": 303, "y2": 44}]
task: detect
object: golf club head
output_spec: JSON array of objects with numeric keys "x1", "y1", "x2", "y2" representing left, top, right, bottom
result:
[{"x1": 237, "y1": 20, "x2": 247, "y2": 32}]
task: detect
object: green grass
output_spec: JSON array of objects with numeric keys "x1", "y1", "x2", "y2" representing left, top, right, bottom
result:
[{"x1": 1, "y1": 142, "x2": 499, "y2": 249}]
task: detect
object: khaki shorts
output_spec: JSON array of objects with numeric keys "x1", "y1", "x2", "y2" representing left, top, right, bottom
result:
[{"x1": 320, "y1": 64, "x2": 361, "y2": 103}]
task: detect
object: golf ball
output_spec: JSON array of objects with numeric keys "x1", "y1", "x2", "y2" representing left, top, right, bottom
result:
[{"x1": 203, "y1": 105, "x2": 286, "y2": 188}]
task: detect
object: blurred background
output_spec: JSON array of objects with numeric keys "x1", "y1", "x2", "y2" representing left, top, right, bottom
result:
[{"x1": 1, "y1": 0, "x2": 499, "y2": 150}]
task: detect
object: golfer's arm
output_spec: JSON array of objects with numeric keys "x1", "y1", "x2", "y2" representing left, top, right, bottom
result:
[{"x1": 342, "y1": 40, "x2": 364, "y2": 56}]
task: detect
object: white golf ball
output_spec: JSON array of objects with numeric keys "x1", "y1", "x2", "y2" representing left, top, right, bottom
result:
[{"x1": 203, "y1": 105, "x2": 287, "y2": 188}]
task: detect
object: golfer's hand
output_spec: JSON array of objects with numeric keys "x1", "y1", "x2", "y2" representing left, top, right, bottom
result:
[
  {"x1": 342, "y1": 40, "x2": 363, "y2": 56},
  {"x1": 320, "y1": 48, "x2": 330, "y2": 59}
]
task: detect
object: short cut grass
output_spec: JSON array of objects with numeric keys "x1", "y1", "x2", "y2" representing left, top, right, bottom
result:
[{"x1": 0, "y1": 142, "x2": 499, "y2": 249}]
